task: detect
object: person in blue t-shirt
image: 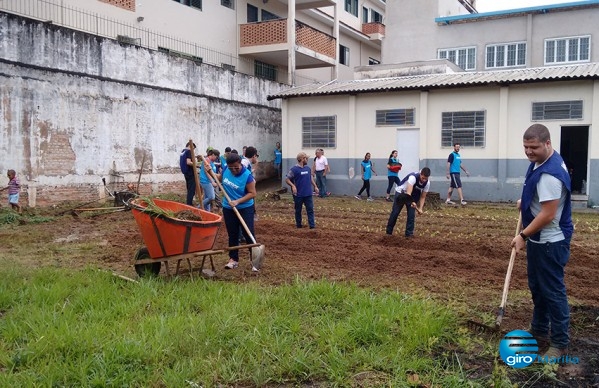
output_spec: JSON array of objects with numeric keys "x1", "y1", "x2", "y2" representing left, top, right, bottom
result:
[
  {"x1": 385, "y1": 150, "x2": 402, "y2": 202},
  {"x1": 199, "y1": 149, "x2": 219, "y2": 212},
  {"x1": 220, "y1": 153, "x2": 257, "y2": 269},
  {"x1": 355, "y1": 152, "x2": 377, "y2": 201},
  {"x1": 286, "y1": 152, "x2": 319, "y2": 229},
  {"x1": 445, "y1": 142, "x2": 470, "y2": 205},
  {"x1": 274, "y1": 142, "x2": 282, "y2": 180},
  {"x1": 511, "y1": 124, "x2": 573, "y2": 359}
]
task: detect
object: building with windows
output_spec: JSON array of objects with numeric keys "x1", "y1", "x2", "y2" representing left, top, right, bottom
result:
[
  {"x1": 383, "y1": 0, "x2": 599, "y2": 71},
  {"x1": 269, "y1": 1, "x2": 599, "y2": 206},
  {"x1": 0, "y1": 0, "x2": 386, "y2": 85}
]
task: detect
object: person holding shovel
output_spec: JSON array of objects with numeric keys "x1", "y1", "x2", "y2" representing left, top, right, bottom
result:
[
  {"x1": 286, "y1": 152, "x2": 319, "y2": 229},
  {"x1": 511, "y1": 124, "x2": 573, "y2": 360},
  {"x1": 220, "y1": 152, "x2": 257, "y2": 269},
  {"x1": 385, "y1": 167, "x2": 430, "y2": 238}
]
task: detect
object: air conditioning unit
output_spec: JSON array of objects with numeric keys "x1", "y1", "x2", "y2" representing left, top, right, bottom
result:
[{"x1": 117, "y1": 35, "x2": 140, "y2": 46}]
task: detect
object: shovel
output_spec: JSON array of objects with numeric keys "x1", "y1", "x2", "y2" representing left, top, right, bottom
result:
[
  {"x1": 198, "y1": 154, "x2": 265, "y2": 271},
  {"x1": 495, "y1": 212, "x2": 523, "y2": 329}
]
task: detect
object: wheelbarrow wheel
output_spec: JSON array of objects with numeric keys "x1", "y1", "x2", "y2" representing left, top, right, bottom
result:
[{"x1": 134, "y1": 247, "x2": 161, "y2": 277}]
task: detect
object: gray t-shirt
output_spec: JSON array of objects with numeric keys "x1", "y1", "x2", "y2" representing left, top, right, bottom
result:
[{"x1": 529, "y1": 170, "x2": 567, "y2": 243}]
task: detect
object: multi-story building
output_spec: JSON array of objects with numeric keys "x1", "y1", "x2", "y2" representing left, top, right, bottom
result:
[
  {"x1": 0, "y1": 0, "x2": 386, "y2": 85},
  {"x1": 383, "y1": 0, "x2": 599, "y2": 72}
]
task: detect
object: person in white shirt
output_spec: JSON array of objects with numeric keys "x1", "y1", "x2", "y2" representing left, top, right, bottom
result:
[{"x1": 311, "y1": 148, "x2": 330, "y2": 198}]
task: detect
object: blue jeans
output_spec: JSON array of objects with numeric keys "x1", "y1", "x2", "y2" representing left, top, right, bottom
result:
[
  {"x1": 293, "y1": 195, "x2": 315, "y2": 228},
  {"x1": 315, "y1": 170, "x2": 327, "y2": 197},
  {"x1": 184, "y1": 172, "x2": 196, "y2": 206},
  {"x1": 385, "y1": 191, "x2": 416, "y2": 236},
  {"x1": 200, "y1": 182, "x2": 215, "y2": 211},
  {"x1": 527, "y1": 238, "x2": 571, "y2": 348},
  {"x1": 223, "y1": 206, "x2": 255, "y2": 262}
]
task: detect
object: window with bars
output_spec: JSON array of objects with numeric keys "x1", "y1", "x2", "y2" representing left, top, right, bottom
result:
[
  {"x1": 345, "y1": 0, "x2": 358, "y2": 17},
  {"x1": 438, "y1": 47, "x2": 476, "y2": 71},
  {"x1": 302, "y1": 116, "x2": 336, "y2": 148},
  {"x1": 340, "y1": 44, "x2": 350, "y2": 66},
  {"x1": 376, "y1": 109, "x2": 415, "y2": 126},
  {"x1": 531, "y1": 101, "x2": 583, "y2": 121},
  {"x1": 255, "y1": 61, "x2": 277, "y2": 81},
  {"x1": 486, "y1": 42, "x2": 526, "y2": 68},
  {"x1": 441, "y1": 111, "x2": 486, "y2": 147},
  {"x1": 545, "y1": 36, "x2": 590, "y2": 64},
  {"x1": 221, "y1": 0, "x2": 233, "y2": 9},
  {"x1": 172, "y1": 0, "x2": 201, "y2": 10}
]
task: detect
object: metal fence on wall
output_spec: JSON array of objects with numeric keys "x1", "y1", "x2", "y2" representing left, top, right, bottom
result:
[{"x1": 0, "y1": 0, "x2": 318, "y2": 85}]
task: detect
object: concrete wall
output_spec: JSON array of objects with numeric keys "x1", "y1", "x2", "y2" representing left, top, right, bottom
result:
[
  {"x1": 281, "y1": 79, "x2": 599, "y2": 204},
  {"x1": 0, "y1": 13, "x2": 285, "y2": 207}
]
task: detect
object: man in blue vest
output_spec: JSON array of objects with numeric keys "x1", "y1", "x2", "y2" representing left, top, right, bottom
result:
[
  {"x1": 385, "y1": 167, "x2": 430, "y2": 238},
  {"x1": 445, "y1": 142, "x2": 470, "y2": 205},
  {"x1": 511, "y1": 124, "x2": 573, "y2": 360}
]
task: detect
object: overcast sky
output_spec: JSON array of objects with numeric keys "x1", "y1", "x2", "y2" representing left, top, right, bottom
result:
[{"x1": 476, "y1": 0, "x2": 582, "y2": 12}]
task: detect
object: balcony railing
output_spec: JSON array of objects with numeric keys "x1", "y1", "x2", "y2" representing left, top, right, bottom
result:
[
  {"x1": 362, "y1": 22, "x2": 386, "y2": 37},
  {"x1": 241, "y1": 19, "x2": 336, "y2": 60}
]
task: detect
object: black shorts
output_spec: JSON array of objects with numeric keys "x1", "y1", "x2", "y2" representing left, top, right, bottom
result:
[{"x1": 449, "y1": 173, "x2": 462, "y2": 189}]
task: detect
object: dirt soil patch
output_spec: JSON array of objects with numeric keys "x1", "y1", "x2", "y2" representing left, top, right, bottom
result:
[{"x1": 2, "y1": 179, "x2": 598, "y2": 386}]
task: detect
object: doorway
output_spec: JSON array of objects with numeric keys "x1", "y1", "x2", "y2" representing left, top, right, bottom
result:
[
  {"x1": 396, "y1": 129, "x2": 420, "y2": 179},
  {"x1": 560, "y1": 126, "x2": 589, "y2": 194}
]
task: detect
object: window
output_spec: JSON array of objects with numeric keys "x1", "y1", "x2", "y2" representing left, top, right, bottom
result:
[
  {"x1": 302, "y1": 116, "x2": 336, "y2": 148},
  {"x1": 362, "y1": 6, "x2": 368, "y2": 23},
  {"x1": 441, "y1": 111, "x2": 486, "y2": 147},
  {"x1": 255, "y1": 61, "x2": 277, "y2": 81},
  {"x1": 486, "y1": 42, "x2": 526, "y2": 68},
  {"x1": 247, "y1": 4, "x2": 258, "y2": 22},
  {"x1": 545, "y1": 36, "x2": 590, "y2": 64},
  {"x1": 369, "y1": 57, "x2": 380, "y2": 65},
  {"x1": 172, "y1": 0, "x2": 201, "y2": 10},
  {"x1": 339, "y1": 44, "x2": 350, "y2": 66},
  {"x1": 532, "y1": 101, "x2": 583, "y2": 121},
  {"x1": 261, "y1": 9, "x2": 281, "y2": 21},
  {"x1": 376, "y1": 109, "x2": 415, "y2": 126},
  {"x1": 221, "y1": 0, "x2": 233, "y2": 9},
  {"x1": 345, "y1": 0, "x2": 358, "y2": 17},
  {"x1": 438, "y1": 47, "x2": 476, "y2": 71},
  {"x1": 371, "y1": 9, "x2": 383, "y2": 23}
]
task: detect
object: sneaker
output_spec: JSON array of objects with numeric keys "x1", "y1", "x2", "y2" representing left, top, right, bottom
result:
[
  {"x1": 251, "y1": 266, "x2": 259, "y2": 272},
  {"x1": 224, "y1": 261, "x2": 238, "y2": 269},
  {"x1": 446, "y1": 200, "x2": 455, "y2": 205},
  {"x1": 385, "y1": 197, "x2": 393, "y2": 202},
  {"x1": 542, "y1": 346, "x2": 568, "y2": 360},
  {"x1": 354, "y1": 195, "x2": 361, "y2": 200},
  {"x1": 367, "y1": 197, "x2": 374, "y2": 202},
  {"x1": 460, "y1": 200, "x2": 467, "y2": 205},
  {"x1": 326, "y1": 192, "x2": 331, "y2": 197}
]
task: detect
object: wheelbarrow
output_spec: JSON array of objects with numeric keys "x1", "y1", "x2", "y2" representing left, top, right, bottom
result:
[{"x1": 129, "y1": 198, "x2": 262, "y2": 278}]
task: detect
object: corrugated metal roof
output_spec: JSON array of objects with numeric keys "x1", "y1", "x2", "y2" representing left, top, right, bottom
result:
[{"x1": 267, "y1": 62, "x2": 599, "y2": 100}]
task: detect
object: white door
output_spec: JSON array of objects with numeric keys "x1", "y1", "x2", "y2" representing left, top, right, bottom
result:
[{"x1": 396, "y1": 129, "x2": 420, "y2": 178}]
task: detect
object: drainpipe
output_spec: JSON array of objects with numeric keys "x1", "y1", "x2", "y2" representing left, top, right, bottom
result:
[
  {"x1": 288, "y1": 0, "x2": 296, "y2": 85},
  {"x1": 332, "y1": 2, "x2": 339, "y2": 80}
]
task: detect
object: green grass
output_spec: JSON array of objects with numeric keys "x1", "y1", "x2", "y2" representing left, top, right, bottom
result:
[{"x1": 0, "y1": 262, "x2": 480, "y2": 387}]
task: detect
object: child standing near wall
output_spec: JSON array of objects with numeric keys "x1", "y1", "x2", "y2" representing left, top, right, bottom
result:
[{"x1": 1, "y1": 170, "x2": 22, "y2": 213}]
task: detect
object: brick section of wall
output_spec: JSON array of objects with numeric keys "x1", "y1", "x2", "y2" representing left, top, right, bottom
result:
[
  {"x1": 362, "y1": 22, "x2": 386, "y2": 36},
  {"x1": 99, "y1": 0, "x2": 135, "y2": 12},
  {"x1": 240, "y1": 19, "x2": 287, "y2": 47},
  {"x1": 296, "y1": 22, "x2": 336, "y2": 59},
  {"x1": 40, "y1": 131, "x2": 77, "y2": 176}
]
